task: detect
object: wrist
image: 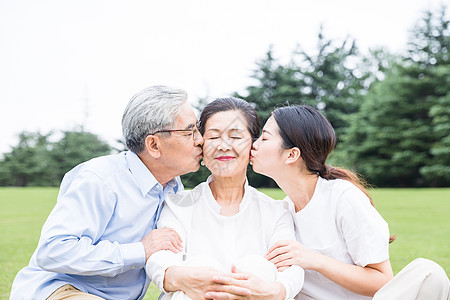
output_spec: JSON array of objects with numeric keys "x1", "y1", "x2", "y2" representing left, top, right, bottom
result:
[
  {"x1": 163, "y1": 266, "x2": 182, "y2": 292},
  {"x1": 311, "y1": 252, "x2": 327, "y2": 272},
  {"x1": 272, "y1": 281, "x2": 286, "y2": 300}
]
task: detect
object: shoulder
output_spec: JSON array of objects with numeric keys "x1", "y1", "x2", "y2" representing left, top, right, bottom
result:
[
  {"x1": 321, "y1": 179, "x2": 376, "y2": 218},
  {"x1": 59, "y1": 153, "x2": 126, "y2": 196},
  {"x1": 64, "y1": 153, "x2": 126, "y2": 182},
  {"x1": 319, "y1": 178, "x2": 368, "y2": 202},
  {"x1": 165, "y1": 182, "x2": 206, "y2": 208},
  {"x1": 248, "y1": 186, "x2": 290, "y2": 212},
  {"x1": 82, "y1": 153, "x2": 126, "y2": 178}
]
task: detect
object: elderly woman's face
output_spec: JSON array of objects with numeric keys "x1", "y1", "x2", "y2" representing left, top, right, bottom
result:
[{"x1": 202, "y1": 110, "x2": 252, "y2": 178}]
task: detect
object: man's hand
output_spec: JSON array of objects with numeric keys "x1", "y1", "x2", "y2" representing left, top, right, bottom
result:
[{"x1": 141, "y1": 227, "x2": 183, "y2": 261}]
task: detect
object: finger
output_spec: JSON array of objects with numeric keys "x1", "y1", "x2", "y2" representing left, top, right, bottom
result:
[
  {"x1": 277, "y1": 266, "x2": 289, "y2": 272},
  {"x1": 267, "y1": 240, "x2": 290, "y2": 254},
  {"x1": 211, "y1": 275, "x2": 237, "y2": 286},
  {"x1": 171, "y1": 239, "x2": 183, "y2": 252},
  {"x1": 167, "y1": 228, "x2": 183, "y2": 244},
  {"x1": 157, "y1": 240, "x2": 180, "y2": 253},
  {"x1": 269, "y1": 252, "x2": 292, "y2": 265},
  {"x1": 266, "y1": 245, "x2": 289, "y2": 261},
  {"x1": 164, "y1": 233, "x2": 182, "y2": 250},
  {"x1": 274, "y1": 258, "x2": 296, "y2": 269},
  {"x1": 158, "y1": 231, "x2": 182, "y2": 249},
  {"x1": 205, "y1": 292, "x2": 240, "y2": 300},
  {"x1": 206, "y1": 288, "x2": 250, "y2": 299},
  {"x1": 230, "y1": 266, "x2": 250, "y2": 280}
]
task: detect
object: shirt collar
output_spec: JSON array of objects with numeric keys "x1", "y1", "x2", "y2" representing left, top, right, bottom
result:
[
  {"x1": 204, "y1": 175, "x2": 249, "y2": 214},
  {"x1": 125, "y1": 151, "x2": 181, "y2": 196}
]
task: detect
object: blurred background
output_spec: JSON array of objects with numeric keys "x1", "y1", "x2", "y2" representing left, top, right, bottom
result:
[{"x1": 0, "y1": 0, "x2": 449, "y2": 188}]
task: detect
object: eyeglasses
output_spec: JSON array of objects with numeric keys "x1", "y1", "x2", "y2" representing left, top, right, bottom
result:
[{"x1": 150, "y1": 122, "x2": 200, "y2": 140}]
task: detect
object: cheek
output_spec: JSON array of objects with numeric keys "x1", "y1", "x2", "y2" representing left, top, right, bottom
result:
[
  {"x1": 235, "y1": 140, "x2": 252, "y2": 156},
  {"x1": 203, "y1": 141, "x2": 216, "y2": 158}
]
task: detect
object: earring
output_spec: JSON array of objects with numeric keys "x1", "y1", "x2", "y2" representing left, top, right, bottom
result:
[{"x1": 200, "y1": 160, "x2": 205, "y2": 166}]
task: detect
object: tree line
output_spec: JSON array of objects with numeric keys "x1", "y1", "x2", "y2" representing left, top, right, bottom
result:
[{"x1": 1, "y1": 7, "x2": 448, "y2": 188}]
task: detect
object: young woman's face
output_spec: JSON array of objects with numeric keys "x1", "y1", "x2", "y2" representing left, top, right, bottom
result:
[
  {"x1": 251, "y1": 116, "x2": 285, "y2": 177},
  {"x1": 202, "y1": 110, "x2": 253, "y2": 178}
]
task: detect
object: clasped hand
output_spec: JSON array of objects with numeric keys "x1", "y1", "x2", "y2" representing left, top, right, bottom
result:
[{"x1": 204, "y1": 266, "x2": 285, "y2": 300}]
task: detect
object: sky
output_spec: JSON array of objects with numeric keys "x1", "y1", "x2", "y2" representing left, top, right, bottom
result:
[{"x1": 0, "y1": 0, "x2": 448, "y2": 154}]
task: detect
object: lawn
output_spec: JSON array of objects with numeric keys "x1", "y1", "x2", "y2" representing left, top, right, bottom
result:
[{"x1": 1, "y1": 187, "x2": 449, "y2": 299}]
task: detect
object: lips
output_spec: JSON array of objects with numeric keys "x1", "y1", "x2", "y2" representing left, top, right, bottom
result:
[{"x1": 216, "y1": 156, "x2": 235, "y2": 161}]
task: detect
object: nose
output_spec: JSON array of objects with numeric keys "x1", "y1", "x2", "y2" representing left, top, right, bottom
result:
[
  {"x1": 252, "y1": 137, "x2": 260, "y2": 150},
  {"x1": 194, "y1": 128, "x2": 204, "y2": 147},
  {"x1": 217, "y1": 138, "x2": 231, "y2": 151}
]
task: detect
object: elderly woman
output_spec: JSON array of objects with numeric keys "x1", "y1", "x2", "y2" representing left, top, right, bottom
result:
[{"x1": 146, "y1": 98, "x2": 304, "y2": 300}]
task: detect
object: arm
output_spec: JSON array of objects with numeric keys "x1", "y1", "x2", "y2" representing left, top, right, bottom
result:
[
  {"x1": 36, "y1": 171, "x2": 143, "y2": 276},
  {"x1": 207, "y1": 200, "x2": 304, "y2": 300},
  {"x1": 36, "y1": 170, "x2": 181, "y2": 277},
  {"x1": 267, "y1": 186, "x2": 393, "y2": 297},
  {"x1": 269, "y1": 207, "x2": 305, "y2": 299},
  {"x1": 267, "y1": 240, "x2": 392, "y2": 297},
  {"x1": 147, "y1": 197, "x2": 250, "y2": 298}
]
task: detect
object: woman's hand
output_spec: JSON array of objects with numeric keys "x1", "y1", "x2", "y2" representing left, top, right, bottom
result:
[
  {"x1": 266, "y1": 240, "x2": 394, "y2": 297},
  {"x1": 204, "y1": 266, "x2": 285, "y2": 300},
  {"x1": 265, "y1": 240, "x2": 323, "y2": 271},
  {"x1": 164, "y1": 266, "x2": 251, "y2": 300}
]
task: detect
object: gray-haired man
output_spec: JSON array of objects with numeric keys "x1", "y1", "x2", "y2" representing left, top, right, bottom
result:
[{"x1": 11, "y1": 86, "x2": 203, "y2": 299}]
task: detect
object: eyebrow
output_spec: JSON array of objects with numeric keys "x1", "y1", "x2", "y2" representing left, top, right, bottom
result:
[
  {"x1": 184, "y1": 123, "x2": 196, "y2": 130},
  {"x1": 206, "y1": 128, "x2": 245, "y2": 133},
  {"x1": 262, "y1": 129, "x2": 273, "y2": 136}
]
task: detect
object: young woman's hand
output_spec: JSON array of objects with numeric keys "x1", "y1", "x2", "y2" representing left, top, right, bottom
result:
[
  {"x1": 266, "y1": 240, "x2": 394, "y2": 297},
  {"x1": 265, "y1": 240, "x2": 323, "y2": 271}
]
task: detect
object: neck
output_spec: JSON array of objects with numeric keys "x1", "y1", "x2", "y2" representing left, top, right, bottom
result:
[
  {"x1": 209, "y1": 172, "x2": 246, "y2": 215},
  {"x1": 272, "y1": 167, "x2": 319, "y2": 212},
  {"x1": 137, "y1": 153, "x2": 176, "y2": 187}
]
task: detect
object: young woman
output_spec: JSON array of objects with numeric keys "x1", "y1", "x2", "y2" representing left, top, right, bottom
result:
[
  {"x1": 251, "y1": 105, "x2": 449, "y2": 300},
  {"x1": 146, "y1": 98, "x2": 304, "y2": 300}
]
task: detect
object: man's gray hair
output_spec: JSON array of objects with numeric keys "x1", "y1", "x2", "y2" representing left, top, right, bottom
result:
[{"x1": 122, "y1": 85, "x2": 187, "y2": 153}]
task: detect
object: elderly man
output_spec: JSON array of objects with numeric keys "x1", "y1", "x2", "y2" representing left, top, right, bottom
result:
[{"x1": 10, "y1": 86, "x2": 204, "y2": 299}]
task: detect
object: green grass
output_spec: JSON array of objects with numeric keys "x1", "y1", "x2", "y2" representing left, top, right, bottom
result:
[{"x1": 1, "y1": 188, "x2": 449, "y2": 299}]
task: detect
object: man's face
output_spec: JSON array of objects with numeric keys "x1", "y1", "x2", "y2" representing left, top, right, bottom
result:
[{"x1": 158, "y1": 102, "x2": 203, "y2": 176}]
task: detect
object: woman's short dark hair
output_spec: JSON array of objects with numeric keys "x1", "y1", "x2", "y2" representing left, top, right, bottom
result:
[{"x1": 199, "y1": 97, "x2": 260, "y2": 142}]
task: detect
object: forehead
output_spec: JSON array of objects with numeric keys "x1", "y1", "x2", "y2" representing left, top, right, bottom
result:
[
  {"x1": 174, "y1": 102, "x2": 197, "y2": 128},
  {"x1": 205, "y1": 110, "x2": 248, "y2": 131},
  {"x1": 263, "y1": 116, "x2": 278, "y2": 131}
]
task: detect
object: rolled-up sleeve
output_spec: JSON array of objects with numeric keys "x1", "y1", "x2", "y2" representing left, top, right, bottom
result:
[
  {"x1": 146, "y1": 199, "x2": 187, "y2": 292},
  {"x1": 270, "y1": 205, "x2": 305, "y2": 299}
]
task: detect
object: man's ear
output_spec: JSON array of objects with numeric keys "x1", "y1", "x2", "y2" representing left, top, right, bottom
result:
[
  {"x1": 284, "y1": 147, "x2": 301, "y2": 165},
  {"x1": 145, "y1": 135, "x2": 162, "y2": 159}
]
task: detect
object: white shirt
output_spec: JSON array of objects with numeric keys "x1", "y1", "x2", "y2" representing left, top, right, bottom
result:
[
  {"x1": 289, "y1": 177, "x2": 390, "y2": 300},
  {"x1": 147, "y1": 177, "x2": 304, "y2": 299}
]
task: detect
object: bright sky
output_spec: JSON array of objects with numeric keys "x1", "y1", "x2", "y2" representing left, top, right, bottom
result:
[{"x1": 0, "y1": 0, "x2": 447, "y2": 154}]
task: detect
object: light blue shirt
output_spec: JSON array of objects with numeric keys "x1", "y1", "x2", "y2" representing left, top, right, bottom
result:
[{"x1": 10, "y1": 151, "x2": 182, "y2": 300}]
